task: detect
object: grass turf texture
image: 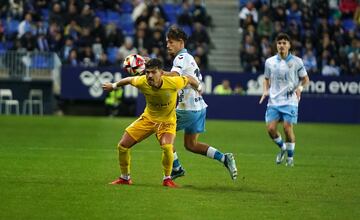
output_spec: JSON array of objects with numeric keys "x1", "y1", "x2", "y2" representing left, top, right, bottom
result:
[{"x1": 0, "y1": 116, "x2": 359, "y2": 219}]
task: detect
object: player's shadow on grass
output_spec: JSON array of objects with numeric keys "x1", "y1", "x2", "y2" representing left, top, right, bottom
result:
[
  {"x1": 180, "y1": 184, "x2": 274, "y2": 194},
  {"x1": 109, "y1": 183, "x2": 274, "y2": 195}
]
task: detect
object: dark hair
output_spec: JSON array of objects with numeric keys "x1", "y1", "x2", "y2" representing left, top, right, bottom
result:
[
  {"x1": 166, "y1": 25, "x2": 187, "y2": 42},
  {"x1": 145, "y1": 58, "x2": 163, "y2": 70},
  {"x1": 276, "y1": 32, "x2": 291, "y2": 42}
]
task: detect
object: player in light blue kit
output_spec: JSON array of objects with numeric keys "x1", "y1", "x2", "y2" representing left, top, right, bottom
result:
[
  {"x1": 259, "y1": 33, "x2": 309, "y2": 166},
  {"x1": 164, "y1": 25, "x2": 238, "y2": 180}
]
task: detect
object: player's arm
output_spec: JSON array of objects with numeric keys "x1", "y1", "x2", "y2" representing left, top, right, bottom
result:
[
  {"x1": 295, "y1": 75, "x2": 310, "y2": 100},
  {"x1": 259, "y1": 78, "x2": 270, "y2": 104},
  {"x1": 143, "y1": 55, "x2": 180, "y2": 77},
  {"x1": 260, "y1": 59, "x2": 271, "y2": 104},
  {"x1": 102, "y1": 77, "x2": 134, "y2": 92},
  {"x1": 164, "y1": 70, "x2": 202, "y2": 91},
  {"x1": 185, "y1": 75, "x2": 202, "y2": 92}
]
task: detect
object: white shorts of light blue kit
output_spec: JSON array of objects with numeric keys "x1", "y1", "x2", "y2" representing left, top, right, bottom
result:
[
  {"x1": 265, "y1": 105, "x2": 298, "y2": 124},
  {"x1": 176, "y1": 108, "x2": 206, "y2": 134}
]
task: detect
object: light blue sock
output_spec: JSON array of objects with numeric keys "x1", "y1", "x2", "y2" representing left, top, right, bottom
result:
[
  {"x1": 172, "y1": 152, "x2": 181, "y2": 171},
  {"x1": 206, "y1": 146, "x2": 225, "y2": 163}
]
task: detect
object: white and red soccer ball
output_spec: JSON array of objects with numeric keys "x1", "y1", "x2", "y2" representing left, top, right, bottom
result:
[{"x1": 123, "y1": 54, "x2": 146, "y2": 76}]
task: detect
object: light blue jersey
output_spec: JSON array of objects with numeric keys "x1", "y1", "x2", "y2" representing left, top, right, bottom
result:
[{"x1": 264, "y1": 54, "x2": 308, "y2": 107}]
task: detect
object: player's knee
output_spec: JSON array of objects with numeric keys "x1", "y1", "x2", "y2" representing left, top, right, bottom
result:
[
  {"x1": 184, "y1": 141, "x2": 197, "y2": 152},
  {"x1": 267, "y1": 125, "x2": 277, "y2": 135},
  {"x1": 117, "y1": 142, "x2": 130, "y2": 152},
  {"x1": 283, "y1": 124, "x2": 293, "y2": 134},
  {"x1": 161, "y1": 144, "x2": 173, "y2": 152}
]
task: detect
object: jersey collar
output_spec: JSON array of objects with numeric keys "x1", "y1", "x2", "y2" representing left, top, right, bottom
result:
[
  {"x1": 277, "y1": 53, "x2": 293, "y2": 62},
  {"x1": 176, "y1": 48, "x2": 188, "y2": 56}
]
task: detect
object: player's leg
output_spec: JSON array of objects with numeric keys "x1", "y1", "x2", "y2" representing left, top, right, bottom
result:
[
  {"x1": 158, "y1": 123, "x2": 177, "y2": 187},
  {"x1": 172, "y1": 109, "x2": 208, "y2": 179},
  {"x1": 110, "y1": 116, "x2": 154, "y2": 184},
  {"x1": 266, "y1": 106, "x2": 286, "y2": 164},
  {"x1": 283, "y1": 122, "x2": 295, "y2": 166},
  {"x1": 182, "y1": 109, "x2": 237, "y2": 180},
  {"x1": 184, "y1": 132, "x2": 238, "y2": 180},
  {"x1": 282, "y1": 105, "x2": 298, "y2": 167},
  {"x1": 110, "y1": 132, "x2": 136, "y2": 185},
  {"x1": 171, "y1": 109, "x2": 193, "y2": 179},
  {"x1": 171, "y1": 149, "x2": 186, "y2": 179}
]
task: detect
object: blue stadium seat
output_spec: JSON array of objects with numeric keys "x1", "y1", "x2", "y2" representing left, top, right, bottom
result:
[
  {"x1": 5, "y1": 20, "x2": 19, "y2": 35},
  {"x1": 0, "y1": 42, "x2": 5, "y2": 52},
  {"x1": 4, "y1": 41, "x2": 13, "y2": 50},
  {"x1": 31, "y1": 54, "x2": 53, "y2": 69},
  {"x1": 95, "y1": 10, "x2": 107, "y2": 23},
  {"x1": 239, "y1": 0, "x2": 248, "y2": 8},
  {"x1": 180, "y1": 25, "x2": 192, "y2": 36},
  {"x1": 41, "y1": 8, "x2": 49, "y2": 19},
  {"x1": 106, "y1": 47, "x2": 119, "y2": 64},
  {"x1": 118, "y1": 13, "x2": 134, "y2": 36},
  {"x1": 107, "y1": 11, "x2": 121, "y2": 23},
  {"x1": 163, "y1": 3, "x2": 181, "y2": 24},
  {"x1": 342, "y1": 19, "x2": 356, "y2": 32},
  {"x1": 0, "y1": 41, "x2": 13, "y2": 51},
  {"x1": 121, "y1": 1, "x2": 133, "y2": 13}
]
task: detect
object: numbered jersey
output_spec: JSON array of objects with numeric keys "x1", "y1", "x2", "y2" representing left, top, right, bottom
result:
[{"x1": 171, "y1": 49, "x2": 208, "y2": 111}]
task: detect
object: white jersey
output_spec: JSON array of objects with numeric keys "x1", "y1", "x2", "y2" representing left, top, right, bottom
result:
[
  {"x1": 264, "y1": 54, "x2": 308, "y2": 107},
  {"x1": 171, "y1": 49, "x2": 208, "y2": 111}
]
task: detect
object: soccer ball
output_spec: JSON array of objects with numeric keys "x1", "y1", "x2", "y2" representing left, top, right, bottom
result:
[{"x1": 123, "y1": 54, "x2": 146, "y2": 76}]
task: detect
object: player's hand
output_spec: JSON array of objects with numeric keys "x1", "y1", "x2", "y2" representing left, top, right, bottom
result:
[
  {"x1": 259, "y1": 91, "x2": 269, "y2": 104},
  {"x1": 102, "y1": 83, "x2": 113, "y2": 92}
]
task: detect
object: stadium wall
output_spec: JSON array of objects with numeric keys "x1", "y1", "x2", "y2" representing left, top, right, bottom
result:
[
  {"x1": 59, "y1": 66, "x2": 360, "y2": 123},
  {"x1": 136, "y1": 93, "x2": 360, "y2": 124},
  {"x1": 0, "y1": 79, "x2": 53, "y2": 114}
]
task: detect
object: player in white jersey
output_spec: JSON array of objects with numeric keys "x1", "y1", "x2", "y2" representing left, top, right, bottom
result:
[
  {"x1": 163, "y1": 26, "x2": 237, "y2": 180},
  {"x1": 259, "y1": 33, "x2": 309, "y2": 166}
]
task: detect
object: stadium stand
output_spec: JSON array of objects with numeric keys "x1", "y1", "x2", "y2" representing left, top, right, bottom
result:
[
  {"x1": 0, "y1": 0, "x2": 213, "y2": 72},
  {"x1": 238, "y1": 0, "x2": 359, "y2": 76},
  {"x1": 0, "y1": 0, "x2": 358, "y2": 75}
]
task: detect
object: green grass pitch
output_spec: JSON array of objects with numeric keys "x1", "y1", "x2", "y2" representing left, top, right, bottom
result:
[{"x1": 0, "y1": 116, "x2": 359, "y2": 219}]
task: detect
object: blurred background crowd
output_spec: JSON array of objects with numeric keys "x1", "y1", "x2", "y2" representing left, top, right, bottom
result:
[
  {"x1": 0, "y1": 0, "x2": 213, "y2": 70},
  {"x1": 239, "y1": 0, "x2": 359, "y2": 76},
  {"x1": 0, "y1": 0, "x2": 359, "y2": 76}
]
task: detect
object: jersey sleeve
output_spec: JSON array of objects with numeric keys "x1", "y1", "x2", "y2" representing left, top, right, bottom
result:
[
  {"x1": 173, "y1": 76, "x2": 189, "y2": 89},
  {"x1": 264, "y1": 59, "x2": 271, "y2": 79},
  {"x1": 130, "y1": 76, "x2": 143, "y2": 87},
  {"x1": 170, "y1": 55, "x2": 185, "y2": 75},
  {"x1": 297, "y1": 59, "x2": 308, "y2": 78}
]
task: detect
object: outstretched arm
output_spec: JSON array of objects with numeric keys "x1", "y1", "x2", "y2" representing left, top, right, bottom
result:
[{"x1": 102, "y1": 77, "x2": 134, "y2": 92}]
